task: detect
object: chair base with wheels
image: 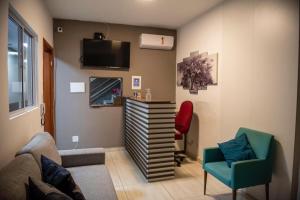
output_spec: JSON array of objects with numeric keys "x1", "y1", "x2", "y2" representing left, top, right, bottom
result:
[{"x1": 174, "y1": 130, "x2": 188, "y2": 167}]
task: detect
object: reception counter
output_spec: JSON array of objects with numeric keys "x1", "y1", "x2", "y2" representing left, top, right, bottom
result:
[{"x1": 124, "y1": 98, "x2": 176, "y2": 182}]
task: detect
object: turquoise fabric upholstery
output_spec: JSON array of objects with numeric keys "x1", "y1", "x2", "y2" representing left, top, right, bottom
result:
[
  {"x1": 231, "y1": 159, "x2": 272, "y2": 189},
  {"x1": 205, "y1": 161, "x2": 231, "y2": 186},
  {"x1": 203, "y1": 147, "x2": 224, "y2": 164},
  {"x1": 203, "y1": 127, "x2": 274, "y2": 190},
  {"x1": 236, "y1": 128, "x2": 273, "y2": 160}
]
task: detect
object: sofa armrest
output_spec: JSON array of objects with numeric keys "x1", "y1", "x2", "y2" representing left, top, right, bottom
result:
[
  {"x1": 203, "y1": 147, "x2": 224, "y2": 166},
  {"x1": 231, "y1": 159, "x2": 271, "y2": 189},
  {"x1": 59, "y1": 148, "x2": 105, "y2": 168}
]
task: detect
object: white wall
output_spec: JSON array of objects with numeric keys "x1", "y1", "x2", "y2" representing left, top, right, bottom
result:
[
  {"x1": 176, "y1": 0, "x2": 299, "y2": 199},
  {"x1": 0, "y1": 0, "x2": 53, "y2": 169}
]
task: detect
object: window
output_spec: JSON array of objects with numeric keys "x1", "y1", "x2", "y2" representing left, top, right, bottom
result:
[{"x1": 8, "y1": 11, "x2": 36, "y2": 113}]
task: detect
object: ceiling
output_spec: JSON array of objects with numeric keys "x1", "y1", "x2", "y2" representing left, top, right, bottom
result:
[{"x1": 44, "y1": 0, "x2": 223, "y2": 29}]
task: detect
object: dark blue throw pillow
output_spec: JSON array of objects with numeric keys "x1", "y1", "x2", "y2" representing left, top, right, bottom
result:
[
  {"x1": 41, "y1": 155, "x2": 75, "y2": 192},
  {"x1": 218, "y1": 133, "x2": 256, "y2": 167},
  {"x1": 41, "y1": 155, "x2": 86, "y2": 200},
  {"x1": 26, "y1": 176, "x2": 72, "y2": 200}
]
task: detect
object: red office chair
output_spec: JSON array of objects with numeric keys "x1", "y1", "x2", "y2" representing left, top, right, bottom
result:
[{"x1": 175, "y1": 101, "x2": 193, "y2": 166}]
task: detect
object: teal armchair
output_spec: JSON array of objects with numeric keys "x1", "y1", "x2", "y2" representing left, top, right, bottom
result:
[{"x1": 202, "y1": 127, "x2": 274, "y2": 200}]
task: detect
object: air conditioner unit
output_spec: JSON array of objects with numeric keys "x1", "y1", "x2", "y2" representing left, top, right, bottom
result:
[{"x1": 140, "y1": 33, "x2": 174, "y2": 50}]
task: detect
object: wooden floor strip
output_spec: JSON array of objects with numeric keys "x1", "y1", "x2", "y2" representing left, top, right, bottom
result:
[{"x1": 105, "y1": 148, "x2": 256, "y2": 200}]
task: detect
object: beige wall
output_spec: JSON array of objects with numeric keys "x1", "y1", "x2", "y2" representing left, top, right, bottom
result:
[
  {"x1": 0, "y1": 0, "x2": 53, "y2": 169},
  {"x1": 53, "y1": 19, "x2": 176, "y2": 149},
  {"x1": 176, "y1": 0, "x2": 299, "y2": 199}
]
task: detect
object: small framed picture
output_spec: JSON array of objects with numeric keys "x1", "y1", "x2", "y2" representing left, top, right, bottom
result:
[{"x1": 132, "y1": 76, "x2": 141, "y2": 90}]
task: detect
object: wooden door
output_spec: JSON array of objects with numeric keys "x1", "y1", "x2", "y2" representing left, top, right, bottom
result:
[{"x1": 43, "y1": 39, "x2": 55, "y2": 137}]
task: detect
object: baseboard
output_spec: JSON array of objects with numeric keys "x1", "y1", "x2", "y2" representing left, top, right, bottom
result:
[{"x1": 105, "y1": 146, "x2": 125, "y2": 152}]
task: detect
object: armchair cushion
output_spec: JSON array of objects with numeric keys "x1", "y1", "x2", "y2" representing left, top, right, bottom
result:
[
  {"x1": 218, "y1": 133, "x2": 256, "y2": 167},
  {"x1": 204, "y1": 161, "x2": 231, "y2": 187}
]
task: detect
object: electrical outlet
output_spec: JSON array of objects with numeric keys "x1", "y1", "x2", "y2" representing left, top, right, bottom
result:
[{"x1": 72, "y1": 136, "x2": 79, "y2": 143}]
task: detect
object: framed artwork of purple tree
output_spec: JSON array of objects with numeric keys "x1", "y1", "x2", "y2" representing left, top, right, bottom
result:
[{"x1": 177, "y1": 51, "x2": 218, "y2": 94}]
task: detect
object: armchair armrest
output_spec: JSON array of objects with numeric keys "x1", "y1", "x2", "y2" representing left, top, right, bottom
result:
[
  {"x1": 231, "y1": 159, "x2": 272, "y2": 189},
  {"x1": 59, "y1": 148, "x2": 105, "y2": 168},
  {"x1": 203, "y1": 147, "x2": 225, "y2": 166}
]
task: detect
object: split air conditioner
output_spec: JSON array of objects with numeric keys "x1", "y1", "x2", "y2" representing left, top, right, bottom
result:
[{"x1": 140, "y1": 33, "x2": 174, "y2": 50}]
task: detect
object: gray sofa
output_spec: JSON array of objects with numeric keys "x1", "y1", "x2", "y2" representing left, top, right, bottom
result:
[{"x1": 0, "y1": 132, "x2": 118, "y2": 200}]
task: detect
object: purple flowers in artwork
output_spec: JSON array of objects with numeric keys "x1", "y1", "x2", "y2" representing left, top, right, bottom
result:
[
  {"x1": 177, "y1": 51, "x2": 218, "y2": 94},
  {"x1": 112, "y1": 88, "x2": 121, "y2": 95}
]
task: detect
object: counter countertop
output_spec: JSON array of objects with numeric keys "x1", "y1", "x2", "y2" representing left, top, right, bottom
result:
[{"x1": 127, "y1": 97, "x2": 175, "y2": 104}]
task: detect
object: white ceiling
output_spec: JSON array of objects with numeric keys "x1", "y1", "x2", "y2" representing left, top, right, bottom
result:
[{"x1": 44, "y1": 0, "x2": 223, "y2": 29}]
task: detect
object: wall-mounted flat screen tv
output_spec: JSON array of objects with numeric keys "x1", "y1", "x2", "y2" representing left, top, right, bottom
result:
[{"x1": 82, "y1": 39, "x2": 130, "y2": 69}]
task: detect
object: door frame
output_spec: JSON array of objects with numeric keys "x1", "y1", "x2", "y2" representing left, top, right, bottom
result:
[{"x1": 43, "y1": 38, "x2": 55, "y2": 139}]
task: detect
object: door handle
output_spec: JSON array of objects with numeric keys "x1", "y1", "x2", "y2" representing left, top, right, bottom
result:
[{"x1": 40, "y1": 103, "x2": 45, "y2": 126}]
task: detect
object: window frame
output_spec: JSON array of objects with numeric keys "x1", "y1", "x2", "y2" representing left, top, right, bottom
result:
[{"x1": 8, "y1": 6, "x2": 38, "y2": 118}]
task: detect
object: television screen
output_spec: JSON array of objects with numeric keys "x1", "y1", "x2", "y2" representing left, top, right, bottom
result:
[
  {"x1": 89, "y1": 77, "x2": 122, "y2": 106},
  {"x1": 83, "y1": 39, "x2": 130, "y2": 69}
]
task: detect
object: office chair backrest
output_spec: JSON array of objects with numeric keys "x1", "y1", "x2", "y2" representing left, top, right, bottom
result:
[
  {"x1": 175, "y1": 101, "x2": 193, "y2": 135},
  {"x1": 236, "y1": 127, "x2": 274, "y2": 160}
]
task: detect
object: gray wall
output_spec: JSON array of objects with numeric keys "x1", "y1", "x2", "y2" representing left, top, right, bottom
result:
[{"x1": 53, "y1": 19, "x2": 176, "y2": 150}]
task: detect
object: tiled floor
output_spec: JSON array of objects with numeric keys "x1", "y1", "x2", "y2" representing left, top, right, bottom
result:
[{"x1": 105, "y1": 148, "x2": 255, "y2": 200}]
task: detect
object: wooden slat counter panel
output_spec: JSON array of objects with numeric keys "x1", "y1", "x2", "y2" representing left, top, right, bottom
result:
[{"x1": 124, "y1": 98, "x2": 176, "y2": 182}]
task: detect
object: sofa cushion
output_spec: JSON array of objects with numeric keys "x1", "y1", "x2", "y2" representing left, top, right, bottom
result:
[
  {"x1": 16, "y1": 132, "x2": 62, "y2": 167},
  {"x1": 67, "y1": 165, "x2": 118, "y2": 200},
  {"x1": 27, "y1": 176, "x2": 72, "y2": 200},
  {"x1": 204, "y1": 161, "x2": 231, "y2": 187},
  {"x1": 0, "y1": 154, "x2": 41, "y2": 200}
]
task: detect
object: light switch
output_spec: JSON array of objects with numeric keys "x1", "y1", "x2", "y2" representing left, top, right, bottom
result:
[
  {"x1": 70, "y1": 82, "x2": 85, "y2": 93},
  {"x1": 72, "y1": 136, "x2": 79, "y2": 143}
]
